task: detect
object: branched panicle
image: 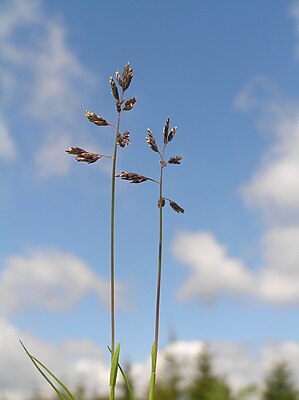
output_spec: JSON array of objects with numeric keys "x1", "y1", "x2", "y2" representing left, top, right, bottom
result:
[
  {"x1": 85, "y1": 110, "x2": 109, "y2": 126},
  {"x1": 110, "y1": 77, "x2": 120, "y2": 101},
  {"x1": 168, "y1": 156, "x2": 182, "y2": 165},
  {"x1": 146, "y1": 129, "x2": 159, "y2": 153},
  {"x1": 116, "y1": 171, "x2": 152, "y2": 184},
  {"x1": 163, "y1": 116, "x2": 170, "y2": 145},
  {"x1": 123, "y1": 97, "x2": 137, "y2": 111},
  {"x1": 116, "y1": 131, "x2": 131, "y2": 148}
]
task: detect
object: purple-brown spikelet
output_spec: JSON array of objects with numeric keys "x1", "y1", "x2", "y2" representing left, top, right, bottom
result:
[
  {"x1": 168, "y1": 126, "x2": 177, "y2": 142},
  {"x1": 110, "y1": 77, "x2": 120, "y2": 101},
  {"x1": 163, "y1": 117, "x2": 170, "y2": 145},
  {"x1": 115, "y1": 69, "x2": 123, "y2": 87},
  {"x1": 65, "y1": 147, "x2": 111, "y2": 164},
  {"x1": 121, "y1": 62, "x2": 133, "y2": 91},
  {"x1": 169, "y1": 200, "x2": 184, "y2": 213},
  {"x1": 85, "y1": 111, "x2": 109, "y2": 126},
  {"x1": 123, "y1": 97, "x2": 137, "y2": 111},
  {"x1": 116, "y1": 131, "x2": 131, "y2": 148},
  {"x1": 65, "y1": 147, "x2": 86, "y2": 155},
  {"x1": 168, "y1": 156, "x2": 182, "y2": 165},
  {"x1": 116, "y1": 171, "x2": 157, "y2": 184},
  {"x1": 146, "y1": 129, "x2": 159, "y2": 153}
]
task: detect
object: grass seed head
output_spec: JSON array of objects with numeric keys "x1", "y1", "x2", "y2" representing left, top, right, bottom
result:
[
  {"x1": 123, "y1": 97, "x2": 137, "y2": 111},
  {"x1": 168, "y1": 156, "x2": 182, "y2": 165},
  {"x1": 117, "y1": 131, "x2": 131, "y2": 148},
  {"x1": 169, "y1": 200, "x2": 184, "y2": 213},
  {"x1": 163, "y1": 116, "x2": 170, "y2": 145},
  {"x1": 146, "y1": 129, "x2": 159, "y2": 153},
  {"x1": 116, "y1": 171, "x2": 150, "y2": 183},
  {"x1": 85, "y1": 110, "x2": 109, "y2": 126},
  {"x1": 110, "y1": 77, "x2": 120, "y2": 101},
  {"x1": 122, "y1": 62, "x2": 133, "y2": 91}
]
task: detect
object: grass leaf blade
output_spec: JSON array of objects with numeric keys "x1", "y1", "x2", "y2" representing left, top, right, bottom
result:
[
  {"x1": 20, "y1": 340, "x2": 68, "y2": 400},
  {"x1": 108, "y1": 346, "x2": 134, "y2": 400}
]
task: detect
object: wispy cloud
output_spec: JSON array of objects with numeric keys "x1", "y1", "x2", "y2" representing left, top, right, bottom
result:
[
  {"x1": 0, "y1": 249, "x2": 126, "y2": 317},
  {"x1": 0, "y1": 0, "x2": 97, "y2": 177},
  {"x1": 0, "y1": 114, "x2": 16, "y2": 160}
]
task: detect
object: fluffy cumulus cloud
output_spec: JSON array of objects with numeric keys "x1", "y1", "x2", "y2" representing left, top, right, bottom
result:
[
  {"x1": 173, "y1": 228, "x2": 299, "y2": 305},
  {"x1": 0, "y1": 249, "x2": 126, "y2": 317},
  {"x1": 0, "y1": 0, "x2": 96, "y2": 176},
  {"x1": 173, "y1": 232, "x2": 253, "y2": 302}
]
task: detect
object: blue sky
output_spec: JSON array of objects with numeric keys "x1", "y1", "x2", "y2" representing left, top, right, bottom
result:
[{"x1": 2, "y1": 0, "x2": 299, "y2": 398}]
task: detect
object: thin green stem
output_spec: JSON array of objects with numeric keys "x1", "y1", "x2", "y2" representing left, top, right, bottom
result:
[
  {"x1": 154, "y1": 164, "x2": 164, "y2": 349},
  {"x1": 110, "y1": 106, "x2": 121, "y2": 357},
  {"x1": 149, "y1": 152, "x2": 165, "y2": 400}
]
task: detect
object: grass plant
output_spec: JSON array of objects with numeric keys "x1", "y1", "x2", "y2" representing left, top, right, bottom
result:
[{"x1": 21, "y1": 64, "x2": 183, "y2": 400}]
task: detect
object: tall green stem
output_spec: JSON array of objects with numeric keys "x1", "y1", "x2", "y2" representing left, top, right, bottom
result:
[
  {"x1": 110, "y1": 109, "x2": 121, "y2": 356},
  {"x1": 149, "y1": 153, "x2": 165, "y2": 400},
  {"x1": 154, "y1": 163, "x2": 164, "y2": 350}
]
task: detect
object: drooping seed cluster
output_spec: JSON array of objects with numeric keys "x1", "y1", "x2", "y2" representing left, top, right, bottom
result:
[
  {"x1": 117, "y1": 116, "x2": 184, "y2": 214},
  {"x1": 65, "y1": 63, "x2": 135, "y2": 165}
]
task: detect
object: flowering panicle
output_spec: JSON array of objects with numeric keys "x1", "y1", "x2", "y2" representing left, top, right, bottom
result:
[{"x1": 116, "y1": 115, "x2": 184, "y2": 214}]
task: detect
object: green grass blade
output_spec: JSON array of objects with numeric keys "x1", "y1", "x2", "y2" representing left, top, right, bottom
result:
[
  {"x1": 20, "y1": 340, "x2": 75, "y2": 400},
  {"x1": 31, "y1": 356, "x2": 76, "y2": 400},
  {"x1": 20, "y1": 340, "x2": 69, "y2": 400},
  {"x1": 148, "y1": 342, "x2": 157, "y2": 400},
  {"x1": 107, "y1": 346, "x2": 134, "y2": 400},
  {"x1": 110, "y1": 342, "x2": 121, "y2": 387}
]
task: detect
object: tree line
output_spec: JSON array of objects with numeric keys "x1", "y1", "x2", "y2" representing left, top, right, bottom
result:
[{"x1": 24, "y1": 348, "x2": 298, "y2": 400}]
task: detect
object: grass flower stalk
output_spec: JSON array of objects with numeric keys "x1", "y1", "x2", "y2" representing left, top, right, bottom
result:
[
  {"x1": 117, "y1": 116, "x2": 184, "y2": 400},
  {"x1": 22, "y1": 63, "x2": 136, "y2": 400}
]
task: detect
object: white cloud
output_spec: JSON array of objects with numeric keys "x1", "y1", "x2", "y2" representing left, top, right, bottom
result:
[
  {"x1": 0, "y1": 249, "x2": 126, "y2": 317},
  {"x1": 241, "y1": 108, "x2": 299, "y2": 222},
  {"x1": 173, "y1": 231, "x2": 253, "y2": 302},
  {"x1": 0, "y1": 114, "x2": 16, "y2": 160},
  {"x1": 173, "y1": 229, "x2": 299, "y2": 305},
  {"x1": 0, "y1": 0, "x2": 97, "y2": 177}
]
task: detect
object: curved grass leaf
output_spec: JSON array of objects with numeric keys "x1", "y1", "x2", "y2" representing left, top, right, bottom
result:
[
  {"x1": 108, "y1": 346, "x2": 134, "y2": 400},
  {"x1": 110, "y1": 342, "x2": 121, "y2": 400},
  {"x1": 20, "y1": 340, "x2": 75, "y2": 400}
]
